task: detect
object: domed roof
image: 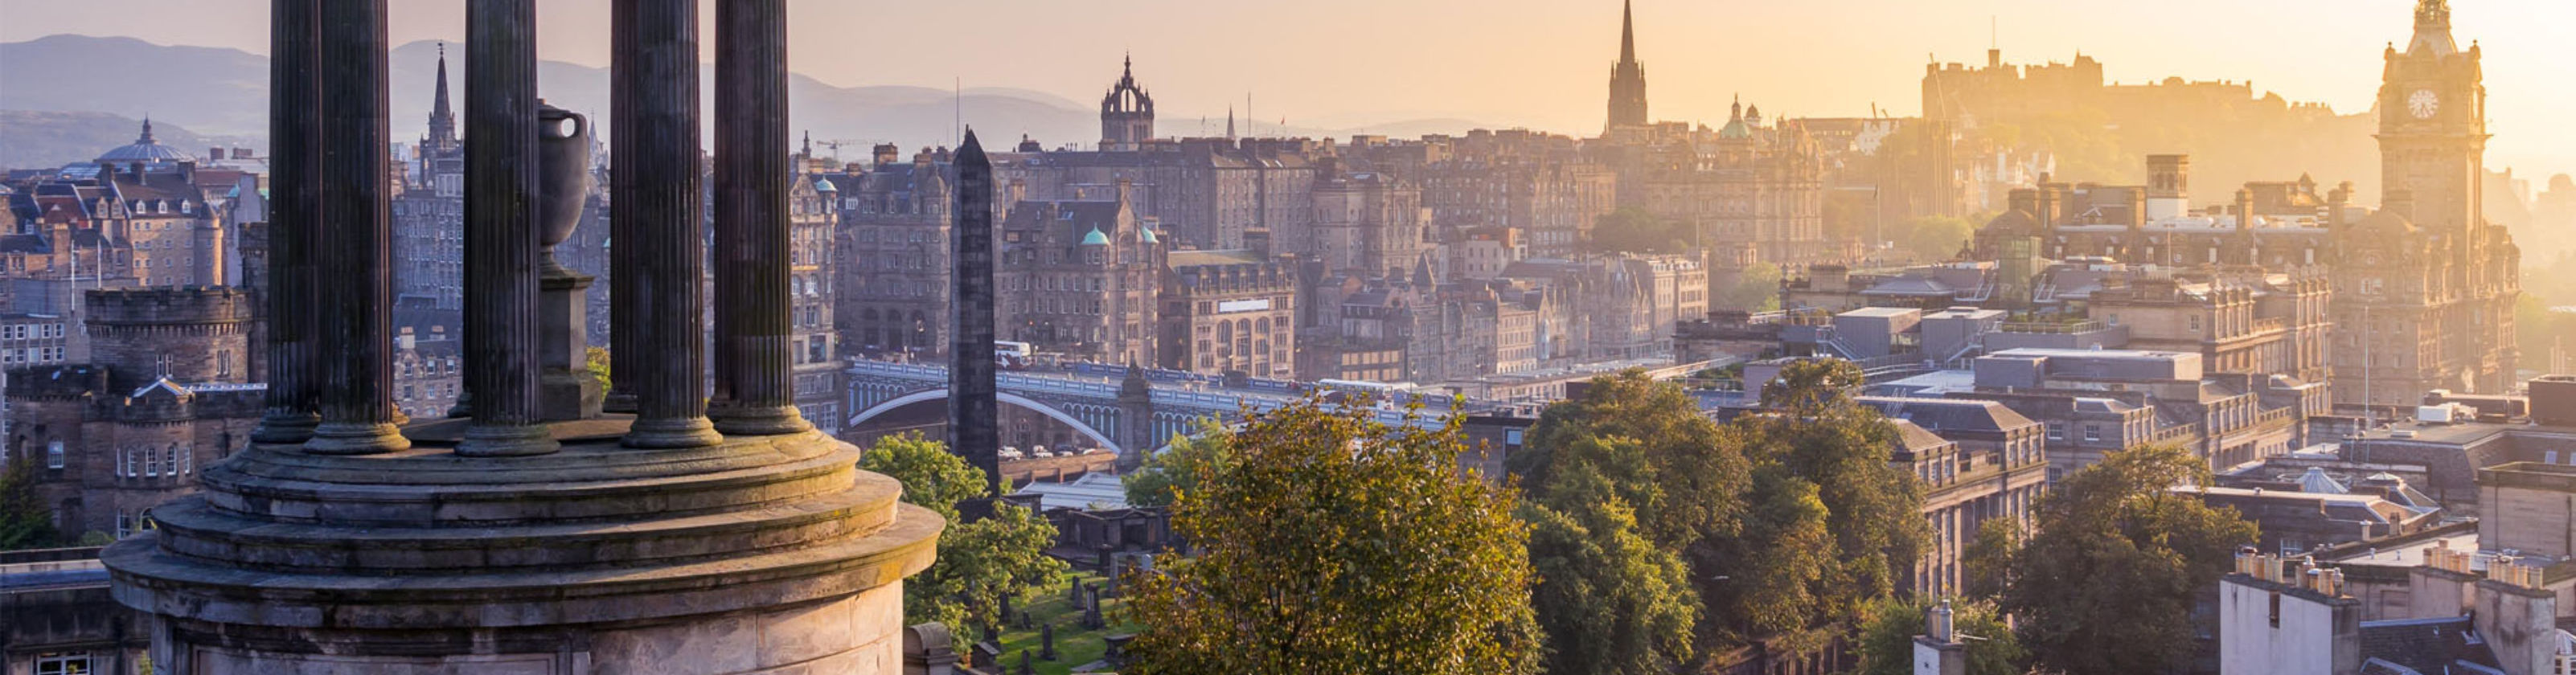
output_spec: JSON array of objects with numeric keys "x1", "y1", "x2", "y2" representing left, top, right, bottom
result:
[
  {"x1": 1983, "y1": 209, "x2": 2042, "y2": 236},
  {"x1": 812, "y1": 177, "x2": 838, "y2": 193},
  {"x1": 1081, "y1": 227, "x2": 1110, "y2": 246},
  {"x1": 2348, "y1": 209, "x2": 2417, "y2": 236},
  {"x1": 1717, "y1": 117, "x2": 1753, "y2": 140},
  {"x1": 96, "y1": 118, "x2": 191, "y2": 164},
  {"x1": 1138, "y1": 225, "x2": 1159, "y2": 244}
]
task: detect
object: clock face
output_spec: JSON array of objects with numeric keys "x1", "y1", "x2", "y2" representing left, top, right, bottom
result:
[{"x1": 2408, "y1": 89, "x2": 2440, "y2": 119}]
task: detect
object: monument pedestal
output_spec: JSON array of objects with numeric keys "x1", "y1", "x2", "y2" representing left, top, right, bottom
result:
[
  {"x1": 540, "y1": 271, "x2": 604, "y2": 421},
  {"x1": 104, "y1": 425, "x2": 941, "y2": 675}
]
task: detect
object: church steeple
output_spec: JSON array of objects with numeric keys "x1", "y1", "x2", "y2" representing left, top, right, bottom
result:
[
  {"x1": 1605, "y1": 0, "x2": 1649, "y2": 130},
  {"x1": 1619, "y1": 0, "x2": 1637, "y2": 65},
  {"x1": 425, "y1": 43, "x2": 459, "y2": 153}
]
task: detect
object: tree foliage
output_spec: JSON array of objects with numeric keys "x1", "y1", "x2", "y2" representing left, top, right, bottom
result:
[
  {"x1": 1852, "y1": 596, "x2": 2026, "y2": 675},
  {"x1": 1121, "y1": 419, "x2": 1234, "y2": 509},
  {"x1": 1512, "y1": 370, "x2": 1749, "y2": 550},
  {"x1": 1588, "y1": 207, "x2": 1695, "y2": 255},
  {"x1": 0, "y1": 453, "x2": 60, "y2": 551},
  {"x1": 1974, "y1": 444, "x2": 2257, "y2": 675},
  {"x1": 1713, "y1": 262, "x2": 1783, "y2": 313},
  {"x1": 1514, "y1": 362, "x2": 1925, "y2": 663},
  {"x1": 1121, "y1": 398, "x2": 1540, "y2": 675},
  {"x1": 1898, "y1": 215, "x2": 1979, "y2": 262},
  {"x1": 861, "y1": 434, "x2": 1070, "y2": 632},
  {"x1": 1521, "y1": 434, "x2": 1698, "y2": 675}
]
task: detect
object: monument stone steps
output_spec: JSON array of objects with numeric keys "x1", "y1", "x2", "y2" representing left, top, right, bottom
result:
[
  {"x1": 145, "y1": 472, "x2": 899, "y2": 572},
  {"x1": 195, "y1": 432, "x2": 862, "y2": 526},
  {"x1": 104, "y1": 499, "x2": 940, "y2": 631}
]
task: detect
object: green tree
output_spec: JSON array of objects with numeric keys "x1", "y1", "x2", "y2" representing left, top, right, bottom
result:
[
  {"x1": 0, "y1": 453, "x2": 60, "y2": 550},
  {"x1": 1122, "y1": 419, "x2": 1234, "y2": 509},
  {"x1": 1898, "y1": 215, "x2": 1979, "y2": 261},
  {"x1": 1521, "y1": 434, "x2": 1697, "y2": 675},
  {"x1": 1683, "y1": 359, "x2": 1925, "y2": 655},
  {"x1": 1713, "y1": 262, "x2": 1783, "y2": 313},
  {"x1": 1852, "y1": 596, "x2": 2026, "y2": 675},
  {"x1": 1977, "y1": 444, "x2": 2257, "y2": 675},
  {"x1": 1122, "y1": 398, "x2": 1540, "y2": 675},
  {"x1": 860, "y1": 434, "x2": 1069, "y2": 632},
  {"x1": 1589, "y1": 207, "x2": 1692, "y2": 255},
  {"x1": 1513, "y1": 370, "x2": 1749, "y2": 551}
]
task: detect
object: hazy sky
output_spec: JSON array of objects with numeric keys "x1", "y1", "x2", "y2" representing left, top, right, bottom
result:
[{"x1": 5, "y1": 0, "x2": 2571, "y2": 176}]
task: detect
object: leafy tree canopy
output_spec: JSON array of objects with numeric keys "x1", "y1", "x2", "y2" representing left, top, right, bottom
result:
[
  {"x1": 1972, "y1": 444, "x2": 2256, "y2": 675},
  {"x1": 1521, "y1": 433, "x2": 1698, "y2": 675},
  {"x1": 1122, "y1": 399, "x2": 1540, "y2": 675},
  {"x1": 861, "y1": 434, "x2": 1070, "y2": 632},
  {"x1": 1121, "y1": 419, "x2": 1234, "y2": 509},
  {"x1": 1852, "y1": 596, "x2": 2027, "y2": 675}
]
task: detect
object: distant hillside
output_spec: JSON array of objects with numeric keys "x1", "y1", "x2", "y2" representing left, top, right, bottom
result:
[
  {"x1": 1, "y1": 35, "x2": 1491, "y2": 162},
  {"x1": 0, "y1": 110, "x2": 250, "y2": 171}
]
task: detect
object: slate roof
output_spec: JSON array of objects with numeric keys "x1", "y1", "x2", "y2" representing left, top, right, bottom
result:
[
  {"x1": 2353, "y1": 616, "x2": 2499, "y2": 674},
  {"x1": 1857, "y1": 396, "x2": 2039, "y2": 434}
]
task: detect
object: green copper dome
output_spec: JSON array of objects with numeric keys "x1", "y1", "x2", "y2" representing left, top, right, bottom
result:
[{"x1": 1081, "y1": 227, "x2": 1111, "y2": 246}]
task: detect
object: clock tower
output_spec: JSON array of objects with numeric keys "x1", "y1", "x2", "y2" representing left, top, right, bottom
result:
[
  {"x1": 2332, "y1": 0, "x2": 2521, "y2": 409},
  {"x1": 2376, "y1": 0, "x2": 2486, "y2": 234}
]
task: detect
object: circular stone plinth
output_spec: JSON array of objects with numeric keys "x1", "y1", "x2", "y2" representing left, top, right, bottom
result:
[{"x1": 101, "y1": 419, "x2": 944, "y2": 674}]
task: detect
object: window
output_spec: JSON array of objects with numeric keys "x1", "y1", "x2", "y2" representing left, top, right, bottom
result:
[
  {"x1": 35, "y1": 652, "x2": 90, "y2": 675},
  {"x1": 115, "y1": 511, "x2": 132, "y2": 538},
  {"x1": 2084, "y1": 425, "x2": 2102, "y2": 443},
  {"x1": 46, "y1": 440, "x2": 64, "y2": 469}
]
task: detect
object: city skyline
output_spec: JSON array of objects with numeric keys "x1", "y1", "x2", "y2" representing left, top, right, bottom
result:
[{"x1": 3, "y1": 0, "x2": 2572, "y2": 174}]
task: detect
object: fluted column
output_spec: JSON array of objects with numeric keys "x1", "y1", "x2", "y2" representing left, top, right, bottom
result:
[
  {"x1": 950, "y1": 132, "x2": 1000, "y2": 494},
  {"x1": 603, "y1": 0, "x2": 639, "y2": 415},
  {"x1": 709, "y1": 0, "x2": 808, "y2": 436},
  {"x1": 617, "y1": 0, "x2": 721, "y2": 448},
  {"x1": 252, "y1": 0, "x2": 320, "y2": 444},
  {"x1": 304, "y1": 0, "x2": 408, "y2": 455},
  {"x1": 457, "y1": 0, "x2": 559, "y2": 456}
]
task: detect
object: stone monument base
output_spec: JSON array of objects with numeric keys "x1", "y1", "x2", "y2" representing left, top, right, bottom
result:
[{"x1": 105, "y1": 418, "x2": 941, "y2": 675}]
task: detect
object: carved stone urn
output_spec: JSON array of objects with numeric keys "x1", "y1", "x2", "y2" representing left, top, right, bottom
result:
[{"x1": 538, "y1": 101, "x2": 590, "y2": 276}]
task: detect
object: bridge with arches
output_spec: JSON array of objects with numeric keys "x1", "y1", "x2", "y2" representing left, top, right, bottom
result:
[{"x1": 841, "y1": 360, "x2": 1470, "y2": 456}]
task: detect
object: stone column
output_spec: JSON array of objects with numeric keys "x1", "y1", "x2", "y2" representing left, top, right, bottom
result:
[
  {"x1": 708, "y1": 0, "x2": 809, "y2": 436},
  {"x1": 602, "y1": 0, "x2": 638, "y2": 415},
  {"x1": 617, "y1": 0, "x2": 721, "y2": 448},
  {"x1": 950, "y1": 132, "x2": 1000, "y2": 494},
  {"x1": 457, "y1": 0, "x2": 558, "y2": 456},
  {"x1": 252, "y1": 0, "x2": 319, "y2": 444},
  {"x1": 304, "y1": 0, "x2": 408, "y2": 455}
]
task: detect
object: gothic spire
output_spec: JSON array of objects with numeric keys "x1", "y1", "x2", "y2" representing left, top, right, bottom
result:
[
  {"x1": 427, "y1": 42, "x2": 459, "y2": 149},
  {"x1": 1619, "y1": 0, "x2": 1637, "y2": 65}
]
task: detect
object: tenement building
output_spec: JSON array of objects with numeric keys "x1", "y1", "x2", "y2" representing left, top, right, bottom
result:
[
  {"x1": 7, "y1": 287, "x2": 261, "y2": 540},
  {"x1": 2329, "y1": 0, "x2": 2521, "y2": 407},
  {"x1": 996, "y1": 185, "x2": 1167, "y2": 366},
  {"x1": 1159, "y1": 248, "x2": 1298, "y2": 378},
  {"x1": 833, "y1": 145, "x2": 955, "y2": 358},
  {"x1": 100, "y1": 3, "x2": 937, "y2": 672}
]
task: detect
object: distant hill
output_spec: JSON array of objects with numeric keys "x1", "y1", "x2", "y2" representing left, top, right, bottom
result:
[
  {"x1": 0, "y1": 110, "x2": 251, "y2": 171},
  {"x1": 1, "y1": 35, "x2": 1491, "y2": 164}
]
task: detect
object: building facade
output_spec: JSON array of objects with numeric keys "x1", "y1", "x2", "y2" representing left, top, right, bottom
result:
[{"x1": 2328, "y1": 0, "x2": 2521, "y2": 407}]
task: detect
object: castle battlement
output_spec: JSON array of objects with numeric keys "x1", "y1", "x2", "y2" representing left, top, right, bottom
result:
[{"x1": 84, "y1": 286, "x2": 256, "y2": 326}]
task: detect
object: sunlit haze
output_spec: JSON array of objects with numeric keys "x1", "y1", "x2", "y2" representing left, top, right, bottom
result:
[{"x1": 3, "y1": 0, "x2": 2570, "y2": 174}]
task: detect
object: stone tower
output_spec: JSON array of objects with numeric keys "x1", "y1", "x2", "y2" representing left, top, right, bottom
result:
[
  {"x1": 2329, "y1": 0, "x2": 2521, "y2": 407},
  {"x1": 102, "y1": 2, "x2": 941, "y2": 672},
  {"x1": 1100, "y1": 55, "x2": 1154, "y2": 152},
  {"x1": 1606, "y1": 0, "x2": 1649, "y2": 130}
]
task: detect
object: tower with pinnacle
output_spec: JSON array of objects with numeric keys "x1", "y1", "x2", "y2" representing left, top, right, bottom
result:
[
  {"x1": 1606, "y1": 0, "x2": 1649, "y2": 131},
  {"x1": 1100, "y1": 55, "x2": 1155, "y2": 152}
]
